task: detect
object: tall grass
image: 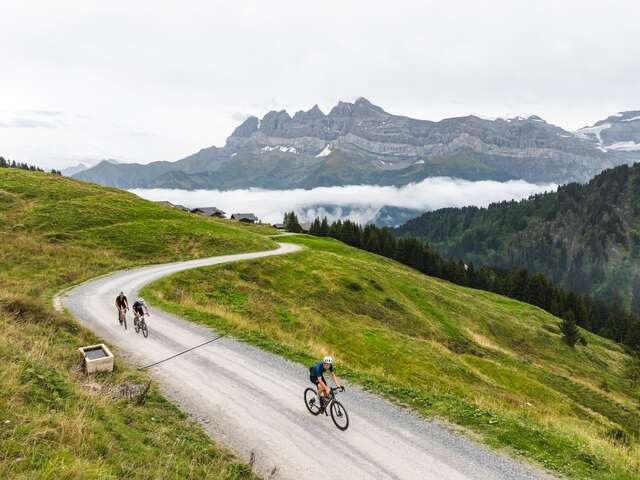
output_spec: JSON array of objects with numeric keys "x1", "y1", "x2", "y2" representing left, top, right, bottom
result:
[{"x1": 145, "y1": 235, "x2": 640, "y2": 480}]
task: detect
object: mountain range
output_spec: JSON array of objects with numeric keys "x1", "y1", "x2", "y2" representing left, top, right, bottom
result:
[
  {"x1": 396, "y1": 163, "x2": 640, "y2": 311},
  {"x1": 73, "y1": 98, "x2": 640, "y2": 189}
]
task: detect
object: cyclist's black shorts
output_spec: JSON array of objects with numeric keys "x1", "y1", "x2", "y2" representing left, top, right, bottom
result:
[
  {"x1": 310, "y1": 375, "x2": 326, "y2": 386},
  {"x1": 133, "y1": 306, "x2": 144, "y2": 317}
]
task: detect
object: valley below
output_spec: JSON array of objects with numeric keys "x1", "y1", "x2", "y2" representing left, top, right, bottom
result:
[{"x1": 130, "y1": 176, "x2": 555, "y2": 226}]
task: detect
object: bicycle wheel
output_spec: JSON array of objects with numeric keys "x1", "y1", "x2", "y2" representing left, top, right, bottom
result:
[
  {"x1": 330, "y1": 400, "x2": 349, "y2": 430},
  {"x1": 123, "y1": 313, "x2": 127, "y2": 330},
  {"x1": 141, "y1": 320, "x2": 148, "y2": 338},
  {"x1": 304, "y1": 388, "x2": 321, "y2": 415},
  {"x1": 134, "y1": 317, "x2": 140, "y2": 334}
]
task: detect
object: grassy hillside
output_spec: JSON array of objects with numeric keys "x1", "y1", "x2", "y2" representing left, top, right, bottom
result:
[
  {"x1": 0, "y1": 168, "x2": 275, "y2": 479},
  {"x1": 145, "y1": 235, "x2": 640, "y2": 480},
  {"x1": 396, "y1": 163, "x2": 640, "y2": 311}
]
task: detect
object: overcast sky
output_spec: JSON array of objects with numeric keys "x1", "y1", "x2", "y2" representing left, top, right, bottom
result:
[{"x1": 1, "y1": 1, "x2": 639, "y2": 169}]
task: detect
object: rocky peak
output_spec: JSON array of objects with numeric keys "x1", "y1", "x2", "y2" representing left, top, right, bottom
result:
[
  {"x1": 260, "y1": 110, "x2": 292, "y2": 136},
  {"x1": 328, "y1": 101, "x2": 354, "y2": 117},
  {"x1": 326, "y1": 97, "x2": 388, "y2": 119},
  {"x1": 352, "y1": 97, "x2": 388, "y2": 118},
  {"x1": 292, "y1": 104, "x2": 326, "y2": 123},
  {"x1": 230, "y1": 116, "x2": 259, "y2": 137}
]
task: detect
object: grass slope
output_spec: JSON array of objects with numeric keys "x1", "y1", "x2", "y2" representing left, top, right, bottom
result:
[
  {"x1": 0, "y1": 169, "x2": 276, "y2": 479},
  {"x1": 145, "y1": 235, "x2": 640, "y2": 480}
]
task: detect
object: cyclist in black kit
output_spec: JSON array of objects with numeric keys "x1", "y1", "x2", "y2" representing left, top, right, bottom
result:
[
  {"x1": 115, "y1": 291, "x2": 129, "y2": 325},
  {"x1": 132, "y1": 297, "x2": 150, "y2": 326}
]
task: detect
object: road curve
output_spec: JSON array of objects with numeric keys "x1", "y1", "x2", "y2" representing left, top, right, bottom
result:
[{"x1": 60, "y1": 243, "x2": 553, "y2": 480}]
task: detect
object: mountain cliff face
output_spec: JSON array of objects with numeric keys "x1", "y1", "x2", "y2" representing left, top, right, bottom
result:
[
  {"x1": 395, "y1": 163, "x2": 640, "y2": 310},
  {"x1": 575, "y1": 111, "x2": 640, "y2": 153},
  {"x1": 74, "y1": 98, "x2": 640, "y2": 189}
]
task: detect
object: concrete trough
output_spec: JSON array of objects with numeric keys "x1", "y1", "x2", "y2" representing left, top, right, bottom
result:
[{"x1": 79, "y1": 344, "x2": 114, "y2": 373}]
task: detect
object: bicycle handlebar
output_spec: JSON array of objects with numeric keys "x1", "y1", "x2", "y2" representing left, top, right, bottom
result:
[{"x1": 331, "y1": 386, "x2": 345, "y2": 393}]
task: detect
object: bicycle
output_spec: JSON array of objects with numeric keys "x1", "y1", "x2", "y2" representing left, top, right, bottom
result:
[
  {"x1": 304, "y1": 386, "x2": 349, "y2": 430},
  {"x1": 118, "y1": 307, "x2": 128, "y2": 330},
  {"x1": 133, "y1": 312, "x2": 149, "y2": 338}
]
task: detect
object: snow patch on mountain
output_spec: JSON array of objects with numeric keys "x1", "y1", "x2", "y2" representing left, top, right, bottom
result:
[
  {"x1": 316, "y1": 145, "x2": 332, "y2": 157},
  {"x1": 607, "y1": 141, "x2": 640, "y2": 152},
  {"x1": 574, "y1": 123, "x2": 612, "y2": 146},
  {"x1": 262, "y1": 145, "x2": 298, "y2": 153}
]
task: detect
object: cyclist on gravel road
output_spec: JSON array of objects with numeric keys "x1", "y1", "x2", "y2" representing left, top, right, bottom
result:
[
  {"x1": 309, "y1": 356, "x2": 342, "y2": 405},
  {"x1": 132, "y1": 297, "x2": 150, "y2": 325},
  {"x1": 115, "y1": 291, "x2": 129, "y2": 324}
]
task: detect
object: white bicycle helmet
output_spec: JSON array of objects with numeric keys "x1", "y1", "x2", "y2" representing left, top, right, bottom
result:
[
  {"x1": 323, "y1": 356, "x2": 333, "y2": 365},
  {"x1": 137, "y1": 297, "x2": 145, "y2": 304}
]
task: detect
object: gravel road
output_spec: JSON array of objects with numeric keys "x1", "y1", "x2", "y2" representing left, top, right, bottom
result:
[{"x1": 60, "y1": 243, "x2": 554, "y2": 480}]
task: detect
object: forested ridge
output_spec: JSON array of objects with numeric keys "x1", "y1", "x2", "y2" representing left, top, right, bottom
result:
[
  {"x1": 0, "y1": 156, "x2": 61, "y2": 175},
  {"x1": 396, "y1": 163, "x2": 640, "y2": 312}
]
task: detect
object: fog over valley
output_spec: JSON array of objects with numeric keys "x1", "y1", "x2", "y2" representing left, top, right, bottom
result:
[{"x1": 131, "y1": 177, "x2": 556, "y2": 225}]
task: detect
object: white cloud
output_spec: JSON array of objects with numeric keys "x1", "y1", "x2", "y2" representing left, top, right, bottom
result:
[
  {"x1": 130, "y1": 177, "x2": 556, "y2": 224},
  {"x1": 1, "y1": 1, "x2": 639, "y2": 168},
  {"x1": 0, "y1": 118, "x2": 55, "y2": 128}
]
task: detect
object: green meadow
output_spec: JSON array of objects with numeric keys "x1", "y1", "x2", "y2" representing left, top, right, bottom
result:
[{"x1": 146, "y1": 235, "x2": 640, "y2": 480}]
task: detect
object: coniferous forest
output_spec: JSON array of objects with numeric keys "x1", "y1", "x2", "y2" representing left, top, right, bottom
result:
[
  {"x1": 0, "y1": 156, "x2": 61, "y2": 175},
  {"x1": 397, "y1": 163, "x2": 640, "y2": 312}
]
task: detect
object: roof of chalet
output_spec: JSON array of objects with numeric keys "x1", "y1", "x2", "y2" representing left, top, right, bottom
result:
[
  {"x1": 191, "y1": 207, "x2": 226, "y2": 216},
  {"x1": 231, "y1": 213, "x2": 258, "y2": 221}
]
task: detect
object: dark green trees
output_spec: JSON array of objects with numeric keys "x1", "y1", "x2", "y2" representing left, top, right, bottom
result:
[
  {"x1": 560, "y1": 312, "x2": 580, "y2": 348},
  {"x1": 0, "y1": 156, "x2": 58, "y2": 174},
  {"x1": 283, "y1": 211, "x2": 303, "y2": 233},
  {"x1": 395, "y1": 163, "x2": 640, "y2": 313}
]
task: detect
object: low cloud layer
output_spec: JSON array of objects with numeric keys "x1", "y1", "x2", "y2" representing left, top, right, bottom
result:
[
  {"x1": 131, "y1": 177, "x2": 556, "y2": 225},
  {"x1": 0, "y1": 117, "x2": 55, "y2": 128}
]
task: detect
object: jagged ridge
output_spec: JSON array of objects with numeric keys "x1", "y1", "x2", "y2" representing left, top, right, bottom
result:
[{"x1": 74, "y1": 98, "x2": 640, "y2": 189}]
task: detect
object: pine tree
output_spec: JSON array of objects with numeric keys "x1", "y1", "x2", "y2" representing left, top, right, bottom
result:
[
  {"x1": 319, "y1": 217, "x2": 330, "y2": 236},
  {"x1": 283, "y1": 211, "x2": 302, "y2": 233},
  {"x1": 560, "y1": 312, "x2": 580, "y2": 348},
  {"x1": 309, "y1": 217, "x2": 321, "y2": 235},
  {"x1": 329, "y1": 219, "x2": 343, "y2": 239},
  {"x1": 362, "y1": 224, "x2": 382, "y2": 254}
]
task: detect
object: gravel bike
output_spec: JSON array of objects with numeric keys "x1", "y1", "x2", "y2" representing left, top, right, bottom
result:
[
  {"x1": 118, "y1": 307, "x2": 127, "y2": 330},
  {"x1": 133, "y1": 312, "x2": 149, "y2": 338},
  {"x1": 304, "y1": 386, "x2": 349, "y2": 430}
]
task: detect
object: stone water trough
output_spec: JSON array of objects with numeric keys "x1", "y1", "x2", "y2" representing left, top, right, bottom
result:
[{"x1": 79, "y1": 344, "x2": 114, "y2": 373}]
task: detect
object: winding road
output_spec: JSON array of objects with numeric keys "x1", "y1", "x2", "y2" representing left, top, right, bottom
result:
[{"x1": 59, "y1": 243, "x2": 553, "y2": 480}]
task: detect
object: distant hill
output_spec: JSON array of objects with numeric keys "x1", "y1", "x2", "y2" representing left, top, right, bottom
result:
[
  {"x1": 74, "y1": 98, "x2": 640, "y2": 189},
  {"x1": 396, "y1": 163, "x2": 640, "y2": 310},
  {"x1": 60, "y1": 162, "x2": 90, "y2": 176}
]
